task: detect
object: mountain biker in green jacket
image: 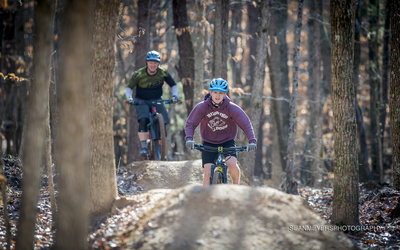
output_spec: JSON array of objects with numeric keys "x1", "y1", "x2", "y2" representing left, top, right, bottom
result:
[
  {"x1": 184, "y1": 78, "x2": 257, "y2": 185},
  {"x1": 125, "y1": 50, "x2": 179, "y2": 156}
]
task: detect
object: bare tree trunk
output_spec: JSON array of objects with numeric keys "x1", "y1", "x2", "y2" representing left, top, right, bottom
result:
[
  {"x1": 15, "y1": 1, "x2": 54, "y2": 248},
  {"x1": 380, "y1": 0, "x2": 390, "y2": 168},
  {"x1": 311, "y1": 0, "x2": 323, "y2": 187},
  {"x1": 229, "y1": 4, "x2": 243, "y2": 87},
  {"x1": 267, "y1": 0, "x2": 290, "y2": 178},
  {"x1": 242, "y1": 0, "x2": 269, "y2": 182},
  {"x1": 301, "y1": 0, "x2": 315, "y2": 186},
  {"x1": 246, "y1": 2, "x2": 259, "y2": 86},
  {"x1": 172, "y1": 0, "x2": 195, "y2": 114},
  {"x1": 330, "y1": 0, "x2": 359, "y2": 226},
  {"x1": 127, "y1": 0, "x2": 149, "y2": 163},
  {"x1": 89, "y1": 0, "x2": 119, "y2": 217},
  {"x1": 192, "y1": 0, "x2": 206, "y2": 100},
  {"x1": 54, "y1": 0, "x2": 91, "y2": 248},
  {"x1": 285, "y1": 0, "x2": 304, "y2": 195},
  {"x1": 302, "y1": 0, "x2": 324, "y2": 187},
  {"x1": 389, "y1": 0, "x2": 400, "y2": 190},
  {"x1": 368, "y1": 0, "x2": 383, "y2": 182},
  {"x1": 212, "y1": 0, "x2": 228, "y2": 79},
  {"x1": 354, "y1": 0, "x2": 371, "y2": 182},
  {"x1": 254, "y1": 112, "x2": 266, "y2": 178}
]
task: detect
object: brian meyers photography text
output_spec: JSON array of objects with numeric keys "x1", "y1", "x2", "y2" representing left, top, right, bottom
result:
[{"x1": 289, "y1": 225, "x2": 399, "y2": 232}]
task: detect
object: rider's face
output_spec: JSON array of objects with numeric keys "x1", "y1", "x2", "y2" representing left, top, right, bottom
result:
[
  {"x1": 146, "y1": 61, "x2": 159, "y2": 75},
  {"x1": 210, "y1": 91, "x2": 226, "y2": 104}
]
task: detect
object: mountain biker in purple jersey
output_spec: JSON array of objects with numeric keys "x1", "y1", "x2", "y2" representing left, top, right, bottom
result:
[
  {"x1": 184, "y1": 78, "x2": 257, "y2": 185},
  {"x1": 125, "y1": 50, "x2": 179, "y2": 156}
]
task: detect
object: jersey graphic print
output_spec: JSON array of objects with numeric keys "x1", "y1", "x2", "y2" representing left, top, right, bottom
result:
[{"x1": 207, "y1": 111, "x2": 228, "y2": 132}]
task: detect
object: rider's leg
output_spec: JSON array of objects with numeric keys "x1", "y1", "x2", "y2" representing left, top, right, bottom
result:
[
  {"x1": 203, "y1": 163, "x2": 213, "y2": 185},
  {"x1": 138, "y1": 118, "x2": 149, "y2": 154},
  {"x1": 138, "y1": 132, "x2": 148, "y2": 144},
  {"x1": 226, "y1": 156, "x2": 240, "y2": 184}
]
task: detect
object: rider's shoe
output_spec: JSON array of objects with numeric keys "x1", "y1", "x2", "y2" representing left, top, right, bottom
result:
[{"x1": 140, "y1": 147, "x2": 148, "y2": 156}]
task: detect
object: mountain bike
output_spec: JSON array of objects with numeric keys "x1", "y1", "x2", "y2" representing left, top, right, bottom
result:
[
  {"x1": 127, "y1": 98, "x2": 181, "y2": 160},
  {"x1": 193, "y1": 144, "x2": 248, "y2": 184}
]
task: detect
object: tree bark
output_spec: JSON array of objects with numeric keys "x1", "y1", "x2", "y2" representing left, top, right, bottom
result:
[
  {"x1": 127, "y1": 0, "x2": 149, "y2": 163},
  {"x1": 242, "y1": 0, "x2": 269, "y2": 182},
  {"x1": 89, "y1": 0, "x2": 119, "y2": 217},
  {"x1": 285, "y1": 0, "x2": 304, "y2": 195},
  {"x1": 380, "y1": 0, "x2": 390, "y2": 167},
  {"x1": 172, "y1": 0, "x2": 195, "y2": 114},
  {"x1": 354, "y1": 0, "x2": 371, "y2": 182},
  {"x1": 389, "y1": 0, "x2": 400, "y2": 190},
  {"x1": 229, "y1": 4, "x2": 242, "y2": 87},
  {"x1": 54, "y1": 1, "x2": 92, "y2": 248},
  {"x1": 192, "y1": 0, "x2": 206, "y2": 102},
  {"x1": 330, "y1": 0, "x2": 359, "y2": 226},
  {"x1": 267, "y1": 0, "x2": 290, "y2": 177},
  {"x1": 246, "y1": 2, "x2": 259, "y2": 86},
  {"x1": 212, "y1": 0, "x2": 228, "y2": 79},
  {"x1": 368, "y1": 0, "x2": 383, "y2": 182},
  {"x1": 15, "y1": 1, "x2": 54, "y2": 248}
]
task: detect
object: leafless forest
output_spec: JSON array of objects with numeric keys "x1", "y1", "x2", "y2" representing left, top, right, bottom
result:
[{"x1": 0, "y1": 0, "x2": 399, "y2": 249}]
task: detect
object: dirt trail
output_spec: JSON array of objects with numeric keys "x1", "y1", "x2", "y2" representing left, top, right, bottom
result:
[
  {"x1": 90, "y1": 160, "x2": 354, "y2": 249},
  {"x1": 129, "y1": 159, "x2": 250, "y2": 190}
]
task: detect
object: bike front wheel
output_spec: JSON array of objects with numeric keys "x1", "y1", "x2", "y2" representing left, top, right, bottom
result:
[
  {"x1": 149, "y1": 113, "x2": 166, "y2": 160},
  {"x1": 211, "y1": 170, "x2": 223, "y2": 184}
]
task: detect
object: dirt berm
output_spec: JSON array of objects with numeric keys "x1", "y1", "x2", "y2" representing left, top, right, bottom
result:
[
  {"x1": 129, "y1": 159, "x2": 250, "y2": 190},
  {"x1": 95, "y1": 160, "x2": 354, "y2": 249}
]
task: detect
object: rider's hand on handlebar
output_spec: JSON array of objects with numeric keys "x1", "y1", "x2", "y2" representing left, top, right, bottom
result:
[
  {"x1": 172, "y1": 95, "x2": 179, "y2": 103},
  {"x1": 246, "y1": 143, "x2": 257, "y2": 152},
  {"x1": 185, "y1": 140, "x2": 194, "y2": 150},
  {"x1": 127, "y1": 97, "x2": 134, "y2": 104}
]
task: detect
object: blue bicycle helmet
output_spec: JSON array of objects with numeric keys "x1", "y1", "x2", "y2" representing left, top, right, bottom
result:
[
  {"x1": 146, "y1": 50, "x2": 161, "y2": 62},
  {"x1": 209, "y1": 78, "x2": 229, "y2": 93}
]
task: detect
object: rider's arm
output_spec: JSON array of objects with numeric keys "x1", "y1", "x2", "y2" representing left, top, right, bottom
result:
[
  {"x1": 125, "y1": 88, "x2": 133, "y2": 100},
  {"x1": 171, "y1": 85, "x2": 178, "y2": 98},
  {"x1": 185, "y1": 103, "x2": 205, "y2": 141},
  {"x1": 127, "y1": 71, "x2": 140, "y2": 90},
  {"x1": 163, "y1": 71, "x2": 177, "y2": 88},
  {"x1": 230, "y1": 104, "x2": 257, "y2": 144}
]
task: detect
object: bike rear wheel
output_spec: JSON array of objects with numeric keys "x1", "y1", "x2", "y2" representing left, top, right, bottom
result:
[{"x1": 212, "y1": 169, "x2": 223, "y2": 184}]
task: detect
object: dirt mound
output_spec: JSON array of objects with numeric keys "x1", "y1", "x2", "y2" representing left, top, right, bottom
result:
[
  {"x1": 92, "y1": 185, "x2": 354, "y2": 249},
  {"x1": 128, "y1": 160, "x2": 250, "y2": 191}
]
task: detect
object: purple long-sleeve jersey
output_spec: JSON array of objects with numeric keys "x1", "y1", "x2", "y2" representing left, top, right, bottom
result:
[{"x1": 185, "y1": 93, "x2": 257, "y2": 144}]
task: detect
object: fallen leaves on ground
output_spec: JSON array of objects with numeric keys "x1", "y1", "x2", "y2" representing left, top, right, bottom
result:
[
  {"x1": 1, "y1": 155, "x2": 400, "y2": 249},
  {"x1": 299, "y1": 183, "x2": 400, "y2": 249}
]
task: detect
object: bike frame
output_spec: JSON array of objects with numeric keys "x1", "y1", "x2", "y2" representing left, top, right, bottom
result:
[
  {"x1": 129, "y1": 99, "x2": 180, "y2": 160},
  {"x1": 193, "y1": 144, "x2": 247, "y2": 184}
]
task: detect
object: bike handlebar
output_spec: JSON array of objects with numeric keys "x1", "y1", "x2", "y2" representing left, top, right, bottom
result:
[
  {"x1": 125, "y1": 98, "x2": 182, "y2": 105},
  {"x1": 193, "y1": 144, "x2": 248, "y2": 153}
]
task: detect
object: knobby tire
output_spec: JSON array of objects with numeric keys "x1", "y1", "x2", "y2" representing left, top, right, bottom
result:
[
  {"x1": 156, "y1": 113, "x2": 166, "y2": 160},
  {"x1": 212, "y1": 169, "x2": 223, "y2": 184},
  {"x1": 149, "y1": 113, "x2": 166, "y2": 160}
]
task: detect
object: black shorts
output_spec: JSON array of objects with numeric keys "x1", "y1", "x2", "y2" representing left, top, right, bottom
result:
[
  {"x1": 202, "y1": 140, "x2": 237, "y2": 167},
  {"x1": 135, "y1": 98, "x2": 170, "y2": 124}
]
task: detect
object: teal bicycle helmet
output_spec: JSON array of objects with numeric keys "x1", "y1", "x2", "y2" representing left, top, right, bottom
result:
[
  {"x1": 209, "y1": 78, "x2": 229, "y2": 93},
  {"x1": 146, "y1": 51, "x2": 161, "y2": 62}
]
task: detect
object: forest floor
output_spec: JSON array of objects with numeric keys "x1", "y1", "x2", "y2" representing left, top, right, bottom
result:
[{"x1": 0, "y1": 155, "x2": 399, "y2": 249}]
